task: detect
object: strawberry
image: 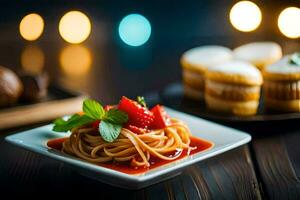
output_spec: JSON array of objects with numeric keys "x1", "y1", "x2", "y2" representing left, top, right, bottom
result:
[
  {"x1": 92, "y1": 120, "x2": 100, "y2": 129},
  {"x1": 118, "y1": 96, "x2": 154, "y2": 128},
  {"x1": 150, "y1": 105, "x2": 171, "y2": 129},
  {"x1": 126, "y1": 125, "x2": 149, "y2": 135}
]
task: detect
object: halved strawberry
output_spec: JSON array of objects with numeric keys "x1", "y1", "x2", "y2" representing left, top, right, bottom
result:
[
  {"x1": 150, "y1": 105, "x2": 171, "y2": 129},
  {"x1": 118, "y1": 96, "x2": 154, "y2": 128},
  {"x1": 126, "y1": 125, "x2": 149, "y2": 135}
]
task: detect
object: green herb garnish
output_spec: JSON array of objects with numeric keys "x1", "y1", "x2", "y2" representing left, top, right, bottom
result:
[
  {"x1": 99, "y1": 121, "x2": 122, "y2": 143},
  {"x1": 53, "y1": 114, "x2": 94, "y2": 132},
  {"x1": 104, "y1": 109, "x2": 128, "y2": 124},
  {"x1": 53, "y1": 99, "x2": 128, "y2": 142},
  {"x1": 137, "y1": 96, "x2": 147, "y2": 108},
  {"x1": 290, "y1": 52, "x2": 300, "y2": 66}
]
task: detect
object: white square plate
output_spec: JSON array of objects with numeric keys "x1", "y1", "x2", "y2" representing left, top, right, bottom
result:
[{"x1": 5, "y1": 107, "x2": 251, "y2": 189}]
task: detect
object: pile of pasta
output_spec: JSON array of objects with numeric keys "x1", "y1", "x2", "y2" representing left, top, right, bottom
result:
[{"x1": 62, "y1": 119, "x2": 193, "y2": 167}]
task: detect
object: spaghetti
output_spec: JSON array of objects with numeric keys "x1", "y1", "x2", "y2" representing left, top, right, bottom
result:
[{"x1": 62, "y1": 119, "x2": 193, "y2": 167}]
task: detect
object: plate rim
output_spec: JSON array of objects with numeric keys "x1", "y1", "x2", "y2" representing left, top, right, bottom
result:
[{"x1": 5, "y1": 107, "x2": 251, "y2": 184}]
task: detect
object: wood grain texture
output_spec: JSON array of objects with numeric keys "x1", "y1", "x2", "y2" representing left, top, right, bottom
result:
[
  {"x1": 0, "y1": 95, "x2": 85, "y2": 130},
  {"x1": 252, "y1": 135, "x2": 300, "y2": 200},
  {"x1": 141, "y1": 146, "x2": 261, "y2": 200},
  {"x1": 0, "y1": 131, "x2": 261, "y2": 200}
]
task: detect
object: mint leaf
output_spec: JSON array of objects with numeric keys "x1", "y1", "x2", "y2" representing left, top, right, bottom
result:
[
  {"x1": 290, "y1": 53, "x2": 300, "y2": 66},
  {"x1": 104, "y1": 109, "x2": 128, "y2": 124},
  {"x1": 137, "y1": 96, "x2": 147, "y2": 108},
  {"x1": 83, "y1": 99, "x2": 105, "y2": 119},
  {"x1": 53, "y1": 118, "x2": 66, "y2": 126},
  {"x1": 53, "y1": 98, "x2": 129, "y2": 142},
  {"x1": 99, "y1": 121, "x2": 122, "y2": 142},
  {"x1": 53, "y1": 114, "x2": 94, "y2": 132}
]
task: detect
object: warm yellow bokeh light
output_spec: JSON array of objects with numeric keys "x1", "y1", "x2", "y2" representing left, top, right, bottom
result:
[
  {"x1": 60, "y1": 45, "x2": 92, "y2": 77},
  {"x1": 59, "y1": 11, "x2": 91, "y2": 44},
  {"x1": 278, "y1": 7, "x2": 300, "y2": 39},
  {"x1": 229, "y1": 1, "x2": 262, "y2": 32},
  {"x1": 19, "y1": 13, "x2": 44, "y2": 41},
  {"x1": 21, "y1": 45, "x2": 45, "y2": 75}
]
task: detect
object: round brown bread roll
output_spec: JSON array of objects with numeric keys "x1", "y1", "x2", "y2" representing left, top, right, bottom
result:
[
  {"x1": 0, "y1": 66, "x2": 23, "y2": 107},
  {"x1": 19, "y1": 71, "x2": 49, "y2": 102}
]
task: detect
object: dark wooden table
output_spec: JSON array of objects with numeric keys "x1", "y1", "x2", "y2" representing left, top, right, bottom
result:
[
  {"x1": 2, "y1": 107, "x2": 300, "y2": 199},
  {"x1": 1, "y1": 36, "x2": 300, "y2": 199}
]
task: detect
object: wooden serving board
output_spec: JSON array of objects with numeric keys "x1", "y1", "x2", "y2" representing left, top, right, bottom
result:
[{"x1": 0, "y1": 85, "x2": 86, "y2": 130}]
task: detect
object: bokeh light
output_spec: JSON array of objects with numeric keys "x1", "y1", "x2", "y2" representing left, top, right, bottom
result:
[
  {"x1": 118, "y1": 14, "x2": 151, "y2": 46},
  {"x1": 278, "y1": 7, "x2": 300, "y2": 39},
  {"x1": 229, "y1": 1, "x2": 262, "y2": 32},
  {"x1": 21, "y1": 45, "x2": 45, "y2": 75},
  {"x1": 19, "y1": 13, "x2": 44, "y2": 41},
  {"x1": 60, "y1": 45, "x2": 92, "y2": 77},
  {"x1": 59, "y1": 11, "x2": 91, "y2": 44}
]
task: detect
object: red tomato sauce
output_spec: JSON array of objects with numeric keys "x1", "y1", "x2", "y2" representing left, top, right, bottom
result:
[{"x1": 47, "y1": 136, "x2": 213, "y2": 174}]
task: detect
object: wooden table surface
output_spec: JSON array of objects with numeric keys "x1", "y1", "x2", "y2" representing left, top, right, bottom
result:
[
  {"x1": 2, "y1": 109, "x2": 300, "y2": 199},
  {"x1": 0, "y1": 36, "x2": 300, "y2": 199}
]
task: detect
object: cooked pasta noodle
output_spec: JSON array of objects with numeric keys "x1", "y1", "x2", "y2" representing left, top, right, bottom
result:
[{"x1": 62, "y1": 118, "x2": 194, "y2": 167}]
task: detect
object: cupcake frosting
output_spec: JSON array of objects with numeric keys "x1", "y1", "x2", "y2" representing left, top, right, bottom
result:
[
  {"x1": 206, "y1": 61, "x2": 263, "y2": 86},
  {"x1": 209, "y1": 61, "x2": 261, "y2": 77},
  {"x1": 233, "y1": 42, "x2": 282, "y2": 64},
  {"x1": 266, "y1": 55, "x2": 300, "y2": 74},
  {"x1": 182, "y1": 45, "x2": 232, "y2": 68}
]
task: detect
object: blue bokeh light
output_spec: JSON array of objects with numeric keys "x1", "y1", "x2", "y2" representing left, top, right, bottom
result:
[{"x1": 118, "y1": 14, "x2": 151, "y2": 46}]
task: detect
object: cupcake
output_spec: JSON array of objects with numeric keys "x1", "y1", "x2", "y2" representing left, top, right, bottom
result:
[
  {"x1": 263, "y1": 53, "x2": 300, "y2": 112},
  {"x1": 233, "y1": 42, "x2": 282, "y2": 70},
  {"x1": 205, "y1": 61, "x2": 263, "y2": 116},
  {"x1": 181, "y1": 45, "x2": 232, "y2": 100}
]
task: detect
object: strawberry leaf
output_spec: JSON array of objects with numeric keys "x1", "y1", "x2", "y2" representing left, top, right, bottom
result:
[{"x1": 137, "y1": 96, "x2": 147, "y2": 108}]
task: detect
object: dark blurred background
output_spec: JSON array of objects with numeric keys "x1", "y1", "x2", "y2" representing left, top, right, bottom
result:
[{"x1": 0, "y1": 0, "x2": 299, "y2": 104}]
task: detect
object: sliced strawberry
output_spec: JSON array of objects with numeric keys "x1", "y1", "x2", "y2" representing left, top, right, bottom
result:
[
  {"x1": 92, "y1": 120, "x2": 100, "y2": 129},
  {"x1": 150, "y1": 105, "x2": 171, "y2": 129},
  {"x1": 118, "y1": 96, "x2": 154, "y2": 128},
  {"x1": 126, "y1": 125, "x2": 149, "y2": 135}
]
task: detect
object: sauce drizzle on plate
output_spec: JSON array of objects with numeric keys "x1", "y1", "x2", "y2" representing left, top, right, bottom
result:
[{"x1": 47, "y1": 136, "x2": 213, "y2": 174}]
